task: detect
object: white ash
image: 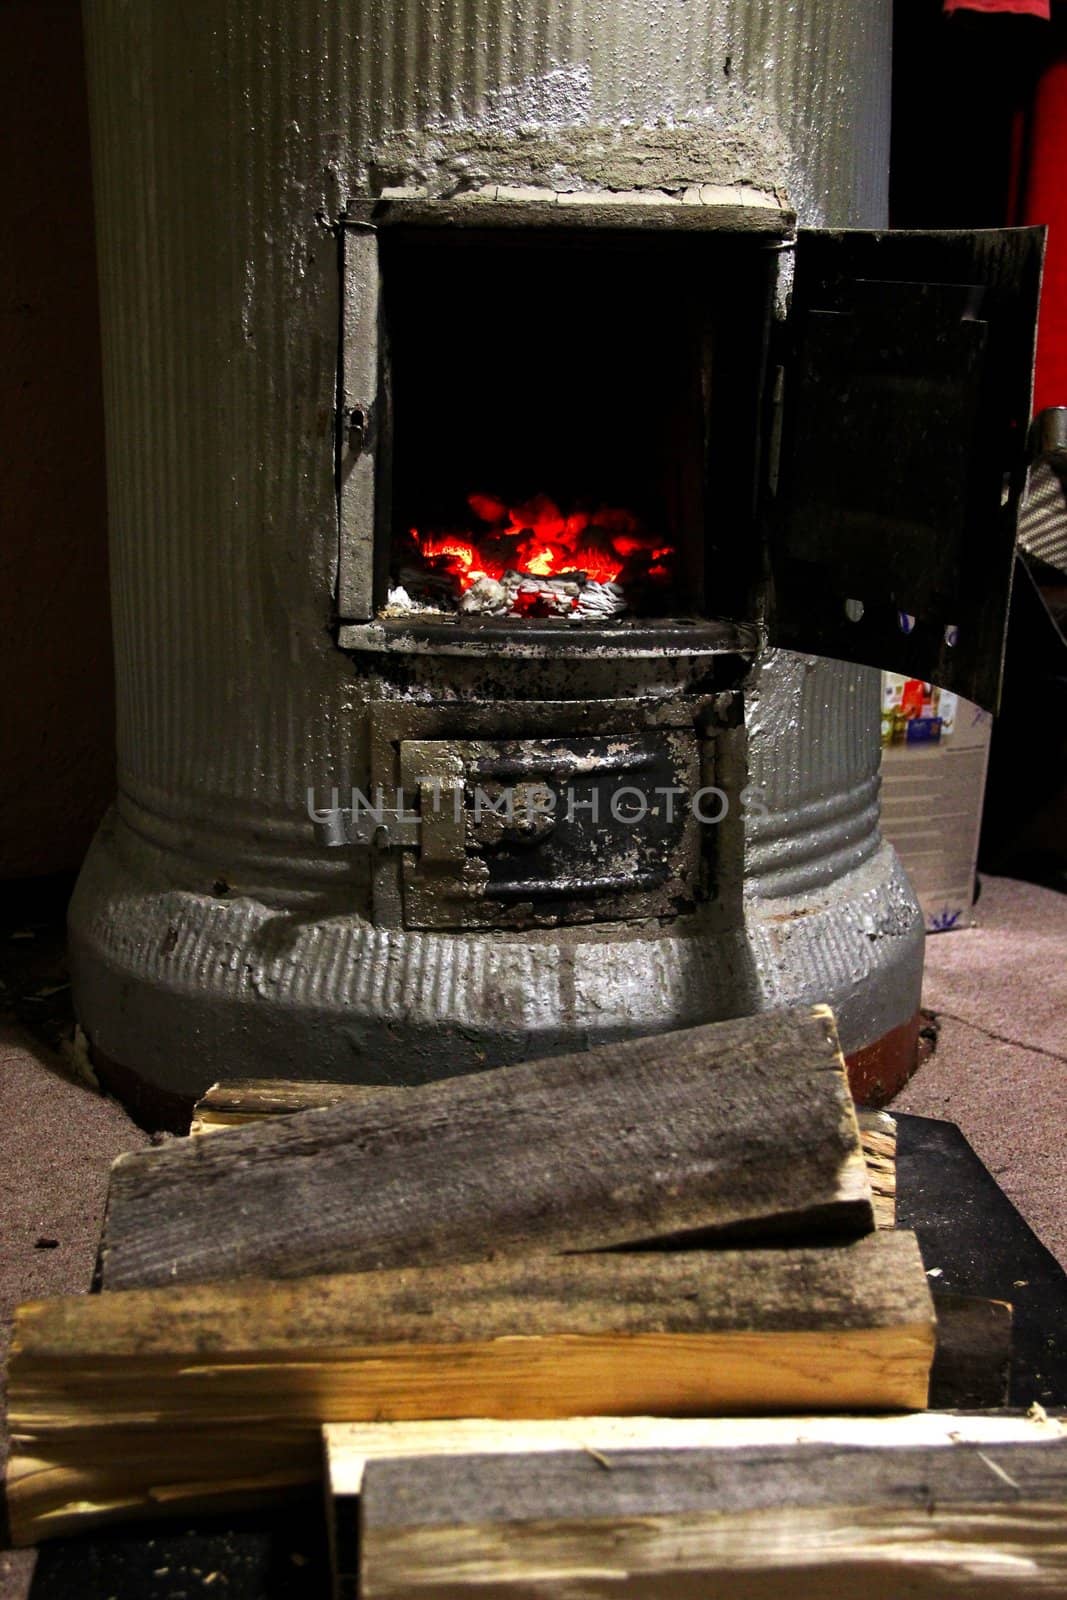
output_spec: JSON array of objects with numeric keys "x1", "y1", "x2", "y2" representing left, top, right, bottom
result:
[
  {"x1": 572, "y1": 580, "x2": 627, "y2": 620},
  {"x1": 382, "y1": 585, "x2": 443, "y2": 617},
  {"x1": 458, "y1": 570, "x2": 628, "y2": 620},
  {"x1": 459, "y1": 574, "x2": 509, "y2": 614}
]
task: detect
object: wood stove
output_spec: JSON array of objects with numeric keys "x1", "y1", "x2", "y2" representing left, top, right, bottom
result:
[{"x1": 69, "y1": 0, "x2": 1041, "y2": 1112}]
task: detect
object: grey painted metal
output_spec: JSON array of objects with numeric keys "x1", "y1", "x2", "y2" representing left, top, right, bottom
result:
[
  {"x1": 1020, "y1": 458, "x2": 1067, "y2": 578},
  {"x1": 72, "y1": 0, "x2": 921, "y2": 1099}
]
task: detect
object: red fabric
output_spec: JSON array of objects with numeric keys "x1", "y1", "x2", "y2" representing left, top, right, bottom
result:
[
  {"x1": 1019, "y1": 55, "x2": 1067, "y2": 409},
  {"x1": 944, "y1": 1, "x2": 1050, "y2": 16}
]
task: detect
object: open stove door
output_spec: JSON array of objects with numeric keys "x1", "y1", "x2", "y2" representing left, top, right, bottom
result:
[{"x1": 767, "y1": 226, "x2": 1043, "y2": 711}]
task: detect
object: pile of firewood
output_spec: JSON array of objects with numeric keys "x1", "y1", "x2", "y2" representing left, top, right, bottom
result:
[{"x1": 6, "y1": 1004, "x2": 1067, "y2": 1596}]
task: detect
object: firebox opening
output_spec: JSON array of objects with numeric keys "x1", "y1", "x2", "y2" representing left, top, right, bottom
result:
[{"x1": 377, "y1": 229, "x2": 771, "y2": 629}]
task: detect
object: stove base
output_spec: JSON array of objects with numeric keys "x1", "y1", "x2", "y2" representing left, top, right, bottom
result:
[
  {"x1": 846, "y1": 1012, "x2": 923, "y2": 1106},
  {"x1": 69, "y1": 808, "x2": 924, "y2": 1122}
]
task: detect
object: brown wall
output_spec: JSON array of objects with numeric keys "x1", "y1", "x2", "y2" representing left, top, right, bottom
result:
[{"x1": 0, "y1": 0, "x2": 114, "y2": 878}]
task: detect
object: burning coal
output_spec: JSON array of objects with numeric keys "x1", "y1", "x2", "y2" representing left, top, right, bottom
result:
[{"x1": 386, "y1": 493, "x2": 675, "y2": 621}]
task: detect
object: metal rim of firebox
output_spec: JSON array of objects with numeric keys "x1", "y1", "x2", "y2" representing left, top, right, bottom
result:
[
  {"x1": 344, "y1": 190, "x2": 796, "y2": 236},
  {"x1": 336, "y1": 615, "x2": 761, "y2": 659}
]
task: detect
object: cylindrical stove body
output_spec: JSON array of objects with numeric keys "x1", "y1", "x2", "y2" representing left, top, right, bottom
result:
[{"x1": 72, "y1": 0, "x2": 922, "y2": 1103}]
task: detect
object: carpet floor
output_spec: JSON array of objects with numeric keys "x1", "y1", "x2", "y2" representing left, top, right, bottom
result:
[{"x1": 895, "y1": 873, "x2": 1067, "y2": 1266}]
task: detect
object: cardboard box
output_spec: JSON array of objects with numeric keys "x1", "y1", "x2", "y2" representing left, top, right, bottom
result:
[{"x1": 879, "y1": 675, "x2": 993, "y2": 933}]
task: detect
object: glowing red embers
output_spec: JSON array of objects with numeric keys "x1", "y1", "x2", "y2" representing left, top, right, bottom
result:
[{"x1": 403, "y1": 493, "x2": 674, "y2": 608}]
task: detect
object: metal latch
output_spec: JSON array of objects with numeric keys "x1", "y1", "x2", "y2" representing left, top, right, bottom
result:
[
  {"x1": 398, "y1": 741, "x2": 466, "y2": 867},
  {"x1": 310, "y1": 743, "x2": 466, "y2": 857}
]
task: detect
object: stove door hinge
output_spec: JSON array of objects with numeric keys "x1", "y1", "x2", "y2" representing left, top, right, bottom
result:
[
  {"x1": 310, "y1": 794, "x2": 419, "y2": 852},
  {"x1": 310, "y1": 744, "x2": 467, "y2": 861},
  {"x1": 343, "y1": 403, "x2": 371, "y2": 458}
]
